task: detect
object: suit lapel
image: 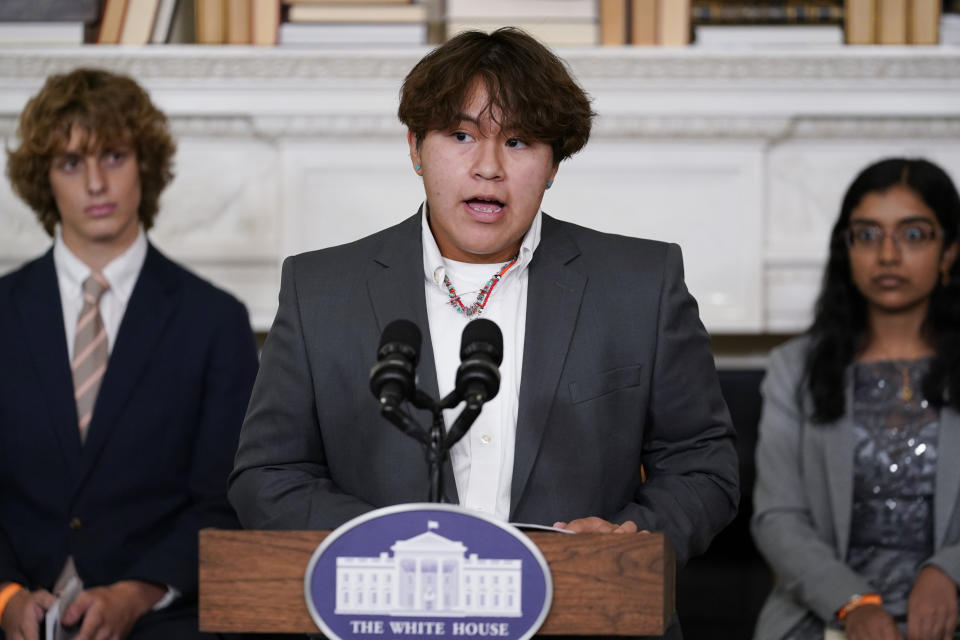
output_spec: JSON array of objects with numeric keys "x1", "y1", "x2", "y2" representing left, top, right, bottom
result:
[
  {"x1": 77, "y1": 244, "x2": 179, "y2": 484},
  {"x1": 365, "y1": 212, "x2": 458, "y2": 503},
  {"x1": 15, "y1": 250, "x2": 83, "y2": 475},
  {"x1": 510, "y1": 216, "x2": 585, "y2": 519},
  {"x1": 935, "y1": 407, "x2": 960, "y2": 548},
  {"x1": 826, "y1": 374, "x2": 856, "y2": 557}
]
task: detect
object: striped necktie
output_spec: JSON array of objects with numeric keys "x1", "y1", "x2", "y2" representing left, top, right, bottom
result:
[{"x1": 73, "y1": 272, "x2": 110, "y2": 444}]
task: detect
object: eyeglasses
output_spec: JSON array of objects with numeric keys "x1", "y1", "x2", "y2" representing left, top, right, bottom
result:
[{"x1": 844, "y1": 222, "x2": 940, "y2": 251}]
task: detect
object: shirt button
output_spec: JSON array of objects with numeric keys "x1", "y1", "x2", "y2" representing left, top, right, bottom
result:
[
  {"x1": 480, "y1": 434, "x2": 491, "y2": 444},
  {"x1": 433, "y1": 267, "x2": 444, "y2": 284},
  {"x1": 475, "y1": 506, "x2": 486, "y2": 512},
  {"x1": 69, "y1": 517, "x2": 82, "y2": 530}
]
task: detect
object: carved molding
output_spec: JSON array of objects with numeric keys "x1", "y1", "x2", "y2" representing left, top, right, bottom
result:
[
  {"x1": 0, "y1": 49, "x2": 421, "y2": 82},
  {"x1": 591, "y1": 116, "x2": 792, "y2": 139},
  {"x1": 786, "y1": 117, "x2": 960, "y2": 138},
  {"x1": 569, "y1": 52, "x2": 960, "y2": 83},
  {"x1": 251, "y1": 115, "x2": 405, "y2": 138},
  {"x1": 1, "y1": 48, "x2": 959, "y2": 83},
  {"x1": 5, "y1": 114, "x2": 956, "y2": 140},
  {"x1": 592, "y1": 116, "x2": 960, "y2": 139}
]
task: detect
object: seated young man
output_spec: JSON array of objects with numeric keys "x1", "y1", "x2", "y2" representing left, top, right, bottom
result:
[
  {"x1": 0, "y1": 68, "x2": 259, "y2": 640},
  {"x1": 229, "y1": 29, "x2": 738, "y2": 639}
]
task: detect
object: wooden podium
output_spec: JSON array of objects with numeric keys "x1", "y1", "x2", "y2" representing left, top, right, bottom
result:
[{"x1": 199, "y1": 529, "x2": 675, "y2": 636}]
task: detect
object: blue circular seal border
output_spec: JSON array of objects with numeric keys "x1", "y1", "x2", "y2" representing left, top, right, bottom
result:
[{"x1": 304, "y1": 503, "x2": 554, "y2": 640}]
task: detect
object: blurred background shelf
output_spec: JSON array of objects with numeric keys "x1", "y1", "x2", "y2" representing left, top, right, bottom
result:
[{"x1": 0, "y1": 0, "x2": 955, "y2": 48}]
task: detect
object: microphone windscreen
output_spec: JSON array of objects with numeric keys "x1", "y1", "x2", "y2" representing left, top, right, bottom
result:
[
  {"x1": 378, "y1": 319, "x2": 422, "y2": 361},
  {"x1": 459, "y1": 319, "x2": 503, "y2": 365}
]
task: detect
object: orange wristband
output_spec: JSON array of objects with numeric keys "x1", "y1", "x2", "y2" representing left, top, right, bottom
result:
[
  {"x1": 837, "y1": 593, "x2": 883, "y2": 621},
  {"x1": 0, "y1": 582, "x2": 24, "y2": 624}
]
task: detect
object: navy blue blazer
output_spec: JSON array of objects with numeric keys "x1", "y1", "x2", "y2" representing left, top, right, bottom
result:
[{"x1": 0, "y1": 244, "x2": 258, "y2": 599}]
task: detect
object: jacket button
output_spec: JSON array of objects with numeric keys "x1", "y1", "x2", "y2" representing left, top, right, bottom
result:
[{"x1": 69, "y1": 517, "x2": 82, "y2": 530}]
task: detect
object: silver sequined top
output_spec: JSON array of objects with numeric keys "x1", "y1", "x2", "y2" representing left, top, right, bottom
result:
[
  {"x1": 782, "y1": 358, "x2": 940, "y2": 640},
  {"x1": 847, "y1": 358, "x2": 938, "y2": 619}
]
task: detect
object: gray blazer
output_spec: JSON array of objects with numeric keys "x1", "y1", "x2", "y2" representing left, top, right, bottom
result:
[
  {"x1": 228, "y1": 211, "x2": 738, "y2": 571},
  {"x1": 751, "y1": 336, "x2": 960, "y2": 640}
]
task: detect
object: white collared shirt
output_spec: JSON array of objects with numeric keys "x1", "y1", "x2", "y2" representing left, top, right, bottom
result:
[
  {"x1": 421, "y1": 204, "x2": 541, "y2": 521},
  {"x1": 53, "y1": 227, "x2": 147, "y2": 360}
]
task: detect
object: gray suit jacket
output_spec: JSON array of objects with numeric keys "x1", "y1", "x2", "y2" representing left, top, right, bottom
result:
[
  {"x1": 229, "y1": 211, "x2": 738, "y2": 571},
  {"x1": 751, "y1": 336, "x2": 960, "y2": 640}
]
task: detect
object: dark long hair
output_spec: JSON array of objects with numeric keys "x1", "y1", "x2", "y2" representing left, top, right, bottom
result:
[{"x1": 805, "y1": 157, "x2": 960, "y2": 422}]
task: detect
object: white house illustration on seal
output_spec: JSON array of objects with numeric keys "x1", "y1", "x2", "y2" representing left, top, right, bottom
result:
[{"x1": 334, "y1": 522, "x2": 522, "y2": 617}]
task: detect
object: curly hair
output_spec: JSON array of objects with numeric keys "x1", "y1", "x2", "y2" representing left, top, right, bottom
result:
[
  {"x1": 6, "y1": 67, "x2": 175, "y2": 236},
  {"x1": 805, "y1": 157, "x2": 960, "y2": 422},
  {"x1": 398, "y1": 27, "x2": 594, "y2": 164}
]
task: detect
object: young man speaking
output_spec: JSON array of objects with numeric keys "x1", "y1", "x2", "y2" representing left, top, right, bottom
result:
[{"x1": 230, "y1": 28, "x2": 738, "y2": 638}]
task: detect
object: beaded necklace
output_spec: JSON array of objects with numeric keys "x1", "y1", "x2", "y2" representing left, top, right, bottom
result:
[{"x1": 443, "y1": 256, "x2": 518, "y2": 318}]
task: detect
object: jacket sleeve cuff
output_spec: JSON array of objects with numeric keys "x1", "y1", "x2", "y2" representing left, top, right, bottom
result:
[
  {"x1": 807, "y1": 571, "x2": 875, "y2": 623},
  {"x1": 923, "y1": 546, "x2": 960, "y2": 587},
  {"x1": 151, "y1": 585, "x2": 180, "y2": 611}
]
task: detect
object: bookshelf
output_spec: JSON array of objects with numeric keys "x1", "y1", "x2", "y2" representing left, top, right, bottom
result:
[
  {"x1": 0, "y1": 1, "x2": 949, "y2": 48},
  {"x1": 2, "y1": 45, "x2": 959, "y2": 333}
]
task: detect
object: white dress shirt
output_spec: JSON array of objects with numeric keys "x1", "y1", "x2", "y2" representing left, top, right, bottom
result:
[
  {"x1": 54, "y1": 227, "x2": 147, "y2": 360},
  {"x1": 421, "y1": 204, "x2": 541, "y2": 521},
  {"x1": 52, "y1": 227, "x2": 177, "y2": 610}
]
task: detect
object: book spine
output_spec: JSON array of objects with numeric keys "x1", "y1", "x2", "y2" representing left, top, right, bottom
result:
[
  {"x1": 195, "y1": 0, "x2": 225, "y2": 43},
  {"x1": 909, "y1": 0, "x2": 939, "y2": 44},
  {"x1": 226, "y1": 0, "x2": 250, "y2": 43},
  {"x1": 658, "y1": 0, "x2": 690, "y2": 45},
  {"x1": 97, "y1": 0, "x2": 128, "y2": 44},
  {"x1": 877, "y1": 0, "x2": 907, "y2": 44},
  {"x1": 631, "y1": 0, "x2": 657, "y2": 45},
  {"x1": 692, "y1": 1, "x2": 843, "y2": 25},
  {"x1": 845, "y1": 0, "x2": 876, "y2": 44},
  {"x1": 599, "y1": 0, "x2": 628, "y2": 45}
]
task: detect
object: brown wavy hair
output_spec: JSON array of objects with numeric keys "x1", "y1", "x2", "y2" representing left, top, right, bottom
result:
[
  {"x1": 6, "y1": 68, "x2": 175, "y2": 236},
  {"x1": 398, "y1": 27, "x2": 594, "y2": 164}
]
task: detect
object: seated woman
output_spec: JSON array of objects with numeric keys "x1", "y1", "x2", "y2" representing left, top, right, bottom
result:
[{"x1": 752, "y1": 157, "x2": 960, "y2": 640}]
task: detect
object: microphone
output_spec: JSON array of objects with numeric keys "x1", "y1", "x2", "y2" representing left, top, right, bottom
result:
[
  {"x1": 455, "y1": 319, "x2": 503, "y2": 408},
  {"x1": 369, "y1": 319, "x2": 421, "y2": 407}
]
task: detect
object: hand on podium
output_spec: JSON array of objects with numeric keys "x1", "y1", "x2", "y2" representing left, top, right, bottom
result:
[{"x1": 552, "y1": 517, "x2": 645, "y2": 534}]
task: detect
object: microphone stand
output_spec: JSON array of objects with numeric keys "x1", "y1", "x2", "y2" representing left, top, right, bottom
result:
[{"x1": 379, "y1": 389, "x2": 483, "y2": 503}]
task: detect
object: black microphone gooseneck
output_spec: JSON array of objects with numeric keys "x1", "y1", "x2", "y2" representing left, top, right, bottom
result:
[{"x1": 370, "y1": 318, "x2": 503, "y2": 503}]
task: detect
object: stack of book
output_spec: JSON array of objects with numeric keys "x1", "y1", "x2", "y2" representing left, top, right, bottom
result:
[
  {"x1": 597, "y1": 0, "x2": 690, "y2": 46},
  {"x1": 193, "y1": 0, "x2": 281, "y2": 45},
  {"x1": 691, "y1": 1, "x2": 844, "y2": 47},
  {"x1": 845, "y1": 0, "x2": 939, "y2": 45},
  {"x1": 445, "y1": 0, "x2": 597, "y2": 46},
  {"x1": 0, "y1": 0, "x2": 99, "y2": 45},
  {"x1": 278, "y1": 0, "x2": 428, "y2": 47},
  {"x1": 692, "y1": 0, "x2": 844, "y2": 24},
  {"x1": 94, "y1": 0, "x2": 279, "y2": 45},
  {"x1": 97, "y1": 0, "x2": 177, "y2": 45}
]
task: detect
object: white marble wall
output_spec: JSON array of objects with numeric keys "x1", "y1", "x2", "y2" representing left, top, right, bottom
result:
[{"x1": 2, "y1": 46, "x2": 959, "y2": 332}]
